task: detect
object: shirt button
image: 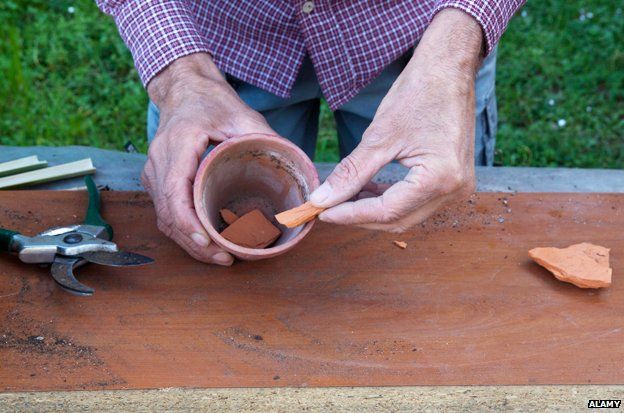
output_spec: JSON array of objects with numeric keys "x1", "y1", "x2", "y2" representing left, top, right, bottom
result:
[{"x1": 302, "y1": 1, "x2": 314, "y2": 14}]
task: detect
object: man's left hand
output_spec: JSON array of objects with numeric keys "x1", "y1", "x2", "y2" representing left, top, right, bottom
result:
[{"x1": 310, "y1": 9, "x2": 484, "y2": 232}]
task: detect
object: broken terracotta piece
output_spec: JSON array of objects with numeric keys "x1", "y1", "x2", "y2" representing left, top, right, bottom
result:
[
  {"x1": 529, "y1": 242, "x2": 612, "y2": 289},
  {"x1": 393, "y1": 241, "x2": 407, "y2": 249},
  {"x1": 275, "y1": 201, "x2": 325, "y2": 228},
  {"x1": 220, "y1": 208, "x2": 239, "y2": 225},
  {"x1": 220, "y1": 209, "x2": 282, "y2": 249}
]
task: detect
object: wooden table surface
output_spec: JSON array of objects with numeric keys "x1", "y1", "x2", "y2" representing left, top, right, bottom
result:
[{"x1": 0, "y1": 191, "x2": 622, "y2": 392}]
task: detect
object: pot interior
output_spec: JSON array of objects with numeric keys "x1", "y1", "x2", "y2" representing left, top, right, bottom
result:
[{"x1": 199, "y1": 141, "x2": 313, "y2": 247}]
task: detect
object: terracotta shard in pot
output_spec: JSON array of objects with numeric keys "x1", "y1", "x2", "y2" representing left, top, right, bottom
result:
[
  {"x1": 220, "y1": 209, "x2": 281, "y2": 249},
  {"x1": 220, "y1": 208, "x2": 239, "y2": 225},
  {"x1": 194, "y1": 133, "x2": 319, "y2": 261}
]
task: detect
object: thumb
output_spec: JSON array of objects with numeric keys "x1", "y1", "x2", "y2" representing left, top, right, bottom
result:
[
  {"x1": 311, "y1": 143, "x2": 390, "y2": 208},
  {"x1": 235, "y1": 111, "x2": 279, "y2": 138}
]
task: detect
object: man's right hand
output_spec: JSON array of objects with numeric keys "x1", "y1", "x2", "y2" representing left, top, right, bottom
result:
[{"x1": 143, "y1": 53, "x2": 277, "y2": 265}]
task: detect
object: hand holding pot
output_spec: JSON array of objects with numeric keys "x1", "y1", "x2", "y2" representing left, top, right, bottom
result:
[
  {"x1": 310, "y1": 10, "x2": 482, "y2": 232},
  {"x1": 143, "y1": 53, "x2": 277, "y2": 265}
]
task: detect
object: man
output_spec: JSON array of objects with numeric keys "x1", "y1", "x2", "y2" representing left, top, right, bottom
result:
[{"x1": 97, "y1": 0, "x2": 524, "y2": 265}]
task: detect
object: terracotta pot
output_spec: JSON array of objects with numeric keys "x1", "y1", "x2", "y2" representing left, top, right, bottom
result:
[{"x1": 194, "y1": 133, "x2": 319, "y2": 260}]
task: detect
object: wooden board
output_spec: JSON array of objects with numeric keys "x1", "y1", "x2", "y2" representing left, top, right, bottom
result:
[{"x1": 0, "y1": 191, "x2": 622, "y2": 391}]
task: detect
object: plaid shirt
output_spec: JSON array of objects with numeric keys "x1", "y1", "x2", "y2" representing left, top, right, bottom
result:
[{"x1": 98, "y1": 0, "x2": 524, "y2": 109}]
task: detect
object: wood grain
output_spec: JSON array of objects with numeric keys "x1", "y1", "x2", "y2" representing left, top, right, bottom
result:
[{"x1": 0, "y1": 191, "x2": 622, "y2": 391}]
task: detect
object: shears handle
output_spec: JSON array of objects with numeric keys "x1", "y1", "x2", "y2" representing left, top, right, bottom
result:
[
  {"x1": 83, "y1": 176, "x2": 113, "y2": 240},
  {"x1": 1, "y1": 177, "x2": 110, "y2": 251},
  {"x1": 0, "y1": 228, "x2": 19, "y2": 252}
]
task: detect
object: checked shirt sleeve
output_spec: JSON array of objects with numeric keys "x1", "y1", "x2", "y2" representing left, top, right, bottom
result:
[
  {"x1": 96, "y1": 0, "x2": 212, "y2": 87},
  {"x1": 432, "y1": 0, "x2": 526, "y2": 56}
]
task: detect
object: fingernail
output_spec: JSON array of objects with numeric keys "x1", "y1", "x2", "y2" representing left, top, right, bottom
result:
[
  {"x1": 310, "y1": 182, "x2": 332, "y2": 205},
  {"x1": 212, "y1": 252, "x2": 233, "y2": 265},
  {"x1": 191, "y1": 232, "x2": 210, "y2": 247}
]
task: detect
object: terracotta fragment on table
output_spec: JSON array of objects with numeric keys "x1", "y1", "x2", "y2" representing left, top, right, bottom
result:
[
  {"x1": 220, "y1": 208, "x2": 239, "y2": 225},
  {"x1": 220, "y1": 209, "x2": 282, "y2": 249},
  {"x1": 394, "y1": 240, "x2": 407, "y2": 249},
  {"x1": 275, "y1": 201, "x2": 325, "y2": 228},
  {"x1": 529, "y1": 242, "x2": 612, "y2": 289}
]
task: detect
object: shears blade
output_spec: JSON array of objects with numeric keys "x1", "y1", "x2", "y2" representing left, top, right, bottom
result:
[{"x1": 79, "y1": 250, "x2": 154, "y2": 267}]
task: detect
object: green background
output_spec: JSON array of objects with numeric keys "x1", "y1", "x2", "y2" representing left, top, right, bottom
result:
[{"x1": 1, "y1": 0, "x2": 622, "y2": 167}]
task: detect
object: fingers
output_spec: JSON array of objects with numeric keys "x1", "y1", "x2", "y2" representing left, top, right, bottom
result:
[
  {"x1": 356, "y1": 195, "x2": 450, "y2": 232},
  {"x1": 319, "y1": 176, "x2": 435, "y2": 227},
  {"x1": 318, "y1": 164, "x2": 473, "y2": 231},
  {"x1": 310, "y1": 140, "x2": 393, "y2": 208},
  {"x1": 142, "y1": 156, "x2": 234, "y2": 266}
]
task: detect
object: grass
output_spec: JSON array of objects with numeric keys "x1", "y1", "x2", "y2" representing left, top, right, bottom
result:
[
  {"x1": 495, "y1": 2, "x2": 623, "y2": 168},
  {"x1": 0, "y1": 0, "x2": 622, "y2": 167}
]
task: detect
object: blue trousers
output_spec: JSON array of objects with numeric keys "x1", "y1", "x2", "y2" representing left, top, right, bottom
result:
[{"x1": 148, "y1": 49, "x2": 498, "y2": 165}]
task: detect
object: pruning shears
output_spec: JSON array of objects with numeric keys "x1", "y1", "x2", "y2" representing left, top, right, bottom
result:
[{"x1": 0, "y1": 176, "x2": 154, "y2": 296}]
